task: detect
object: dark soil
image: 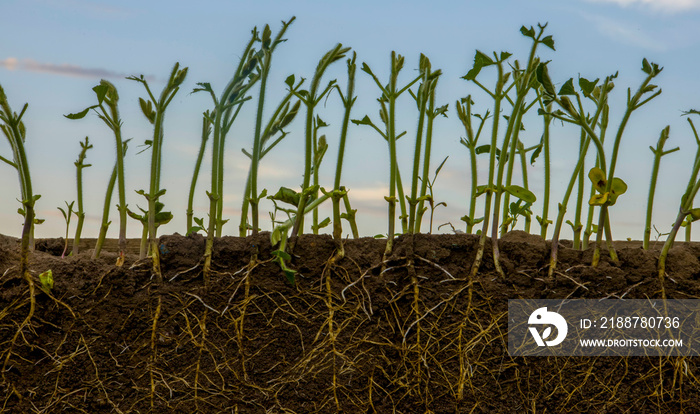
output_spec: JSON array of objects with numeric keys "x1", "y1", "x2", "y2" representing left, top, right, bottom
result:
[{"x1": 1, "y1": 231, "x2": 699, "y2": 413}]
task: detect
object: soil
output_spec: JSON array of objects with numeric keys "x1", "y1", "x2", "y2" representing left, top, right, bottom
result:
[{"x1": 1, "y1": 231, "x2": 699, "y2": 413}]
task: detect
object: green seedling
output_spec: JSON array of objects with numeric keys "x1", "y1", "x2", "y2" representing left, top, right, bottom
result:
[
  {"x1": 329, "y1": 52, "x2": 358, "y2": 261},
  {"x1": 243, "y1": 18, "x2": 297, "y2": 238},
  {"x1": 353, "y1": 51, "x2": 422, "y2": 261},
  {"x1": 457, "y1": 96, "x2": 489, "y2": 233},
  {"x1": 187, "y1": 111, "x2": 212, "y2": 234},
  {"x1": 270, "y1": 186, "x2": 332, "y2": 285},
  {"x1": 311, "y1": 116, "x2": 329, "y2": 234},
  {"x1": 72, "y1": 136, "x2": 92, "y2": 255},
  {"x1": 239, "y1": 76, "x2": 302, "y2": 236},
  {"x1": 410, "y1": 56, "x2": 447, "y2": 233},
  {"x1": 93, "y1": 139, "x2": 130, "y2": 259},
  {"x1": 127, "y1": 202, "x2": 173, "y2": 258},
  {"x1": 0, "y1": 83, "x2": 39, "y2": 312},
  {"x1": 57, "y1": 201, "x2": 75, "y2": 258},
  {"x1": 129, "y1": 62, "x2": 188, "y2": 279},
  {"x1": 465, "y1": 24, "x2": 549, "y2": 278},
  {"x1": 289, "y1": 43, "x2": 350, "y2": 242},
  {"x1": 659, "y1": 112, "x2": 700, "y2": 284},
  {"x1": 194, "y1": 24, "x2": 265, "y2": 283},
  {"x1": 419, "y1": 156, "x2": 449, "y2": 234},
  {"x1": 539, "y1": 70, "x2": 614, "y2": 278},
  {"x1": 66, "y1": 80, "x2": 129, "y2": 266},
  {"x1": 535, "y1": 100, "x2": 553, "y2": 238},
  {"x1": 590, "y1": 59, "x2": 663, "y2": 266},
  {"x1": 38, "y1": 269, "x2": 53, "y2": 295}
]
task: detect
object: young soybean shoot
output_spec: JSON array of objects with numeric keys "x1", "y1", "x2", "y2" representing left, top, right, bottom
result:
[
  {"x1": 290, "y1": 43, "x2": 351, "y2": 241},
  {"x1": 128, "y1": 62, "x2": 188, "y2": 279},
  {"x1": 239, "y1": 77, "x2": 302, "y2": 237},
  {"x1": 66, "y1": 80, "x2": 129, "y2": 266},
  {"x1": 92, "y1": 139, "x2": 130, "y2": 259},
  {"x1": 535, "y1": 99, "x2": 553, "y2": 238},
  {"x1": 57, "y1": 200, "x2": 75, "y2": 258},
  {"x1": 330, "y1": 52, "x2": 357, "y2": 261},
  {"x1": 193, "y1": 27, "x2": 262, "y2": 283},
  {"x1": 0, "y1": 84, "x2": 39, "y2": 312},
  {"x1": 412, "y1": 56, "x2": 447, "y2": 233},
  {"x1": 658, "y1": 115, "x2": 700, "y2": 288},
  {"x1": 246, "y1": 18, "x2": 296, "y2": 237},
  {"x1": 539, "y1": 69, "x2": 613, "y2": 279},
  {"x1": 644, "y1": 126, "x2": 677, "y2": 249},
  {"x1": 457, "y1": 96, "x2": 489, "y2": 233},
  {"x1": 72, "y1": 136, "x2": 92, "y2": 255},
  {"x1": 187, "y1": 111, "x2": 212, "y2": 234},
  {"x1": 487, "y1": 25, "x2": 550, "y2": 277},
  {"x1": 590, "y1": 59, "x2": 663, "y2": 267},
  {"x1": 353, "y1": 52, "x2": 421, "y2": 261}
]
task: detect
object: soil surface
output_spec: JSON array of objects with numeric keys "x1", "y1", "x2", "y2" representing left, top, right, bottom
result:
[{"x1": 1, "y1": 231, "x2": 699, "y2": 413}]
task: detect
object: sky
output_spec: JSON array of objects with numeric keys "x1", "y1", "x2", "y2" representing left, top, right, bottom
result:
[{"x1": 1, "y1": 0, "x2": 700, "y2": 242}]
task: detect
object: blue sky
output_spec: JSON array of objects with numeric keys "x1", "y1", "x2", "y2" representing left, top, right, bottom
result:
[{"x1": 1, "y1": 0, "x2": 700, "y2": 241}]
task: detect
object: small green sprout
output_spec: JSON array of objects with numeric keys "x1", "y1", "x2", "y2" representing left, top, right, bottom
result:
[
  {"x1": 66, "y1": 80, "x2": 129, "y2": 266},
  {"x1": 72, "y1": 136, "x2": 92, "y2": 255},
  {"x1": 39, "y1": 269, "x2": 53, "y2": 294},
  {"x1": 57, "y1": 200, "x2": 75, "y2": 258}
]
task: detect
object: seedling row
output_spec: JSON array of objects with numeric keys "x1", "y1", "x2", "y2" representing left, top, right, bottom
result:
[{"x1": 2, "y1": 18, "x2": 699, "y2": 294}]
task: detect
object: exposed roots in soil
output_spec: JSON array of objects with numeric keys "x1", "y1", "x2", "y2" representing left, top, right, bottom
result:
[{"x1": 1, "y1": 233, "x2": 699, "y2": 412}]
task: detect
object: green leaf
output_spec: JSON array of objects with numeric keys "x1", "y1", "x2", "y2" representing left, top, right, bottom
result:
[
  {"x1": 578, "y1": 77, "x2": 599, "y2": 97},
  {"x1": 271, "y1": 249, "x2": 291, "y2": 262},
  {"x1": 541, "y1": 35, "x2": 555, "y2": 51},
  {"x1": 463, "y1": 50, "x2": 494, "y2": 81},
  {"x1": 186, "y1": 226, "x2": 203, "y2": 236},
  {"x1": 520, "y1": 26, "x2": 535, "y2": 39},
  {"x1": 558, "y1": 78, "x2": 576, "y2": 96},
  {"x1": 607, "y1": 177, "x2": 628, "y2": 205},
  {"x1": 589, "y1": 193, "x2": 608, "y2": 206},
  {"x1": 312, "y1": 217, "x2": 331, "y2": 231},
  {"x1": 475, "y1": 144, "x2": 500, "y2": 160},
  {"x1": 64, "y1": 106, "x2": 95, "y2": 120},
  {"x1": 588, "y1": 167, "x2": 607, "y2": 193},
  {"x1": 271, "y1": 187, "x2": 301, "y2": 206},
  {"x1": 536, "y1": 62, "x2": 556, "y2": 96},
  {"x1": 39, "y1": 269, "x2": 53, "y2": 293},
  {"x1": 503, "y1": 185, "x2": 536, "y2": 203},
  {"x1": 285, "y1": 74, "x2": 296, "y2": 89},
  {"x1": 92, "y1": 84, "x2": 109, "y2": 104},
  {"x1": 154, "y1": 211, "x2": 173, "y2": 225},
  {"x1": 351, "y1": 115, "x2": 373, "y2": 126},
  {"x1": 530, "y1": 140, "x2": 543, "y2": 165},
  {"x1": 689, "y1": 208, "x2": 700, "y2": 222}
]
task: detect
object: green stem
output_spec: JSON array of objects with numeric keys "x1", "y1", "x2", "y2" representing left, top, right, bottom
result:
[
  {"x1": 187, "y1": 112, "x2": 211, "y2": 233},
  {"x1": 471, "y1": 58, "x2": 505, "y2": 278},
  {"x1": 644, "y1": 126, "x2": 674, "y2": 249},
  {"x1": 332, "y1": 53, "x2": 357, "y2": 252},
  {"x1": 73, "y1": 136, "x2": 91, "y2": 255}
]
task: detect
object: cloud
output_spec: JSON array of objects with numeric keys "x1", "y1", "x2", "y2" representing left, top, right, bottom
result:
[
  {"x1": 0, "y1": 57, "x2": 154, "y2": 81},
  {"x1": 582, "y1": 0, "x2": 700, "y2": 12}
]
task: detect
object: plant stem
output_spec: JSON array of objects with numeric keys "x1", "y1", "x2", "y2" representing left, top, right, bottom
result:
[
  {"x1": 73, "y1": 136, "x2": 92, "y2": 255},
  {"x1": 470, "y1": 57, "x2": 505, "y2": 278},
  {"x1": 249, "y1": 19, "x2": 295, "y2": 236},
  {"x1": 291, "y1": 43, "x2": 350, "y2": 242},
  {"x1": 187, "y1": 112, "x2": 211, "y2": 233},
  {"x1": 331, "y1": 52, "x2": 357, "y2": 259},
  {"x1": 644, "y1": 126, "x2": 675, "y2": 249}
]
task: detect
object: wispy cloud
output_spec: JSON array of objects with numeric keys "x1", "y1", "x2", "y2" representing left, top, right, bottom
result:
[
  {"x1": 0, "y1": 57, "x2": 154, "y2": 81},
  {"x1": 0, "y1": 57, "x2": 123, "y2": 78},
  {"x1": 582, "y1": 0, "x2": 700, "y2": 13}
]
